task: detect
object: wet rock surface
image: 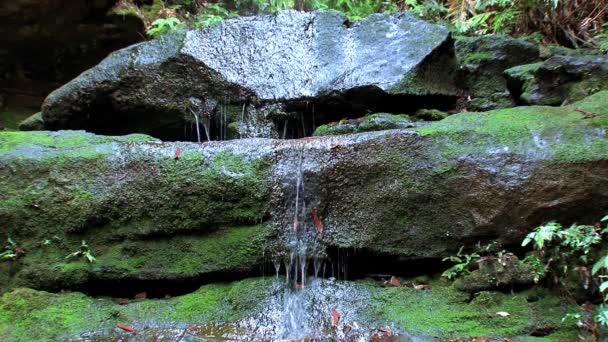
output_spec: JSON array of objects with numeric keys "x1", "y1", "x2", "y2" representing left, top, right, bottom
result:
[
  {"x1": 2, "y1": 92, "x2": 608, "y2": 290},
  {"x1": 505, "y1": 54, "x2": 608, "y2": 106},
  {"x1": 40, "y1": 10, "x2": 457, "y2": 139}
]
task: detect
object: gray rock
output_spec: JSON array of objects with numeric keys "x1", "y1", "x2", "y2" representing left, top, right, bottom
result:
[
  {"x1": 505, "y1": 55, "x2": 608, "y2": 106},
  {"x1": 41, "y1": 10, "x2": 457, "y2": 139}
]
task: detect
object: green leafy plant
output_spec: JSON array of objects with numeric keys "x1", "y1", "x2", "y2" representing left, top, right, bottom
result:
[
  {"x1": 194, "y1": 4, "x2": 238, "y2": 28},
  {"x1": 523, "y1": 215, "x2": 608, "y2": 338},
  {"x1": 147, "y1": 17, "x2": 182, "y2": 38},
  {"x1": 66, "y1": 240, "x2": 96, "y2": 263},
  {"x1": 0, "y1": 237, "x2": 23, "y2": 261},
  {"x1": 441, "y1": 246, "x2": 480, "y2": 279}
]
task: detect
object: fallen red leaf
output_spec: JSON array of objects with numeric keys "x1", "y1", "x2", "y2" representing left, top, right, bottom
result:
[
  {"x1": 331, "y1": 308, "x2": 340, "y2": 327},
  {"x1": 116, "y1": 323, "x2": 137, "y2": 333},
  {"x1": 118, "y1": 298, "x2": 129, "y2": 305},
  {"x1": 312, "y1": 208, "x2": 324, "y2": 233},
  {"x1": 134, "y1": 292, "x2": 147, "y2": 300},
  {"x1": 386, "y1": 276, "x2": 401, "y2": 287},
  {"x1": 175, "y1": 147, "x2": 181, "y2": 160}
]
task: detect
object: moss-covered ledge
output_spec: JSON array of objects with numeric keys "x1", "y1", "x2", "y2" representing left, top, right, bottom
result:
[
  {"x1": 0, "y1": 131, "x2": 274, "y2": 290},
  {"x1": 414, "y1": 90, "x2": 608, "y2": 163},
  {"x1": 3, "y1": 225, "x2": 272, "y2": 291},
  {"x1": 0, "y1": 277, "x2": 580, "y2": 341}
]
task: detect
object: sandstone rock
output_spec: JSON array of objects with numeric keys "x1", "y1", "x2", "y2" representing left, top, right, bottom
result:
[
  {"x1": 2, "y1": 92, "x2": 608, "y2": 289},
  {"x1": 41, "y1": 10, "x2": 458, "y2": 139}
]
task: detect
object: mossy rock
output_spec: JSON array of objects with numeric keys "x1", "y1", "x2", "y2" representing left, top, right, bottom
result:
[
  {"x1": 454, "y1": 256, "x2": 535, "y2": 293},
  {"x1": 0, "y1": 277, "x2": 581, "y2": 341},
  {"x1": 505, "y1": 55, "x2": 608, "y2": 106},
  {"x1": 17, "y1": 112, "x2": 44, "y2": 131},
  {"x1": 313, "y1": 113, "x2": 421, "y2": 136},
  {"x1": 5, "y1": 225, "x2": 271, "y2": 290},
  {"x1": 414, "y1": 108, "x2": 448, "y2": 121},
  {"x1": 0, "y1": 278, "x2": 275, "y2": 341},
  {"x1": 0, "y1": 131, "x2": 274, "y2": 290},
  {"x1": 455, "y1": 35, "x2": 541, "y2": 111}
]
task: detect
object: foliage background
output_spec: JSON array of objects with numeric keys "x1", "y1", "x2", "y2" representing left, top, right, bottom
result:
[{"x1": 123, "y1": 0, "x2": 607, "y2": 51}]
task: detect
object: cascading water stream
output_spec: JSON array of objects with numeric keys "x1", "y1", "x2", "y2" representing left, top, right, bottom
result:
[{"x1": 273, "y1": 143, "x2": 330, "y2": 339}]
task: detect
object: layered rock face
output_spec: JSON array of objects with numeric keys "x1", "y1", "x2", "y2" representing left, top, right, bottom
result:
[
  {"x1": 40, "y1": 11, "x2": 458, "y2": 140},
  {"x1": 2, "y1": 92, "x2": 608, "y2": 290}
]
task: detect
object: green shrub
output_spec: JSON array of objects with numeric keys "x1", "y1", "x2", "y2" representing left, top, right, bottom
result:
[{"x1": 147, "y1": 17, "x2": 182, "y2": 38}]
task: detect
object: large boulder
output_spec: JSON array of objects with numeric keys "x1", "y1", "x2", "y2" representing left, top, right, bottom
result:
[
  {"x1": 455, "y1": 35, "x2": 540, "y2": 111},
  {"x1": 505, "y1": 55, "x2": 608, "y2": 106},
  {"x1": 40, "y1": 10, "x2": 458, "y2": 140},
  {"x1": 2, "y1": 92, "x2": 608, "y2": 290}
]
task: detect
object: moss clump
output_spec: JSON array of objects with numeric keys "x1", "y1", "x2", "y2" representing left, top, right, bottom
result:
[
  {"x1": 414, "y1": 109, "x2": 448, "y2": 121},
  {"x1": 0, "y1": 106, "x2": 35, "y2": 131},
  {"x1": 314, "y1": 113, "x2": 413, "y2": 136}
]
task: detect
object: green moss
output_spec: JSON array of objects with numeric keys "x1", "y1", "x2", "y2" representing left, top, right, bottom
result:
[
  {"x1": 0, "y1": 132, "x2": 270, "y2": 239},
  {"x1": 463, "y1": 52, "x2": 493, "y2": 65},
  {"x1": 505, "y1": 63, "x2": 542, "y2": 80},
  {"x1": 99, "y1": 225, "x2": 270, "y2": 278},
  {"x1": 415, "y1": 91, "x2": 608, "y2": 163},
  {"x1": 0, "y1": 131, "x2": 155, "y2": 154},
  {"x1": 414, "y1": 109, "x2": 448, "y2": 121},
  {"x1": 368, "y1": 281, "x2": 579, "y2": 339},
  {"x1": 5, "y1": 225, "x2": 271, "y2": 289},
  {"x1": 0, "y1": 278, "x2": 583, "y2": 341},
  {"x1": 0, "y1": 288, "x2": 115, "y2": 341},
  {"x1": 0, "y1": 278, "x2": 273, "y2": 341}
]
